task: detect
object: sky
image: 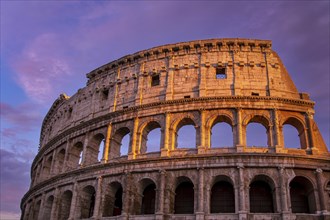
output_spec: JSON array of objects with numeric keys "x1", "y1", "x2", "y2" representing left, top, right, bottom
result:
[{"x1": 0, "y1": 1, "x2": 329, "y2": 219}]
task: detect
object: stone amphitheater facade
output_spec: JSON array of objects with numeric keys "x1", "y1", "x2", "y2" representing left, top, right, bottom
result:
[{"x1": 21, "y1": 39, "x2": 330, "y2": 220}]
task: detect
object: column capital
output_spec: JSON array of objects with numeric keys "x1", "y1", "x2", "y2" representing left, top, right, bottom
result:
[{"x1": 315, "y1": 168, "x2": 323, "y2": 174}]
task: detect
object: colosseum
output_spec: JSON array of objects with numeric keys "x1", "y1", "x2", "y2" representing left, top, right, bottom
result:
[{"x1": 21, "y1": 38, "x2": 330, "y2": 220}]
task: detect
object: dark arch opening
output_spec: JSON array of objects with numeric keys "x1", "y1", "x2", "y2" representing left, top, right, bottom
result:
[
  {"x1": 210, "y1": 181, "x2": 235, "y2": 213},
  {"x1": 211, "y1": 122, "x2": 233, "y2": 147},
  {"x1": 80, "y1": 186, "x2": 96, "y2": 219},
  {"x1": 174, "y1": 181, "x2": 194, "y2": 214},
  {"x1": 141, "y1": 184, "x2": 156, "y2": 214},
  {"x1": 103, "y1": 182, "x2": 123, "y2": 217},
  {"x1": 58, "y1": 190, "x2": 72, "y2": 220},
  {"x1": 42, "y1": 196, "x2": 54, "y2": 219},
  {"x1": 290, "y1": 176, "x2": 316, "y2": 213},
  {"x1": 249, "y1": 180, "x2": 274, "y2": 213}
]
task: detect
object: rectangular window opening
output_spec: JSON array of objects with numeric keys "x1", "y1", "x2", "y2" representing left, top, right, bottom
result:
[
  {"x1": 151, "y1": 75, "x2": 160, "y2": 87},
  {"x1": 123, "y1": 106, "x2": 128, "y2": 109},
  {"x1": 216, "y1": 67, "x2": 226, "y2": 79},
  {"x1": 102, "y1": 89, "x2": 109, "y2": 99},
  {"x1": 251, "y1": 92, "x2": 259, "y2": 96},
  {"x1": 184, "y1": 95, "x2": 191, "y2": 99}
]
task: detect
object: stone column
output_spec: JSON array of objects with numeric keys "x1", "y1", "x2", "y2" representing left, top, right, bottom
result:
[
  {"x1": 315, "y1": 168, "x2": 327, "y2": 214},
  {"x1": 156, "y1": 170, "x2": 166, "y2": 220},
  {"x1": 102, "y1": 123, "x2": 112, "y2": 163},
  {"x1": 198, "y1": 110, "x2": 207, "y2": 154},
  {"x1": 306, "y1": 112, "x2": 316, "y2": 154},
  {"x1": 113, "y1": 68, "x2": 120, "y2": 112},
  {"x1": 62, "y1": 139, "x2": 71, "y2": 172},
  {"x1": 161, "y1": 113, "x2": 171, "y2": 157},
  {"x1": 196, "y1": 168, "x2": 205, "y2": 220},
  {"x1": 237, "y1": 165, "x2": 247, "y2": 220},
  {"x1": 68, "y1": 182, "x2": 78, "y2": 220},
  {"x1": 272, "y1": 109, "x2": 283, "y2": 152},
  {"x1": 81, "y1": 133, "x2": 89, "y2": 166},
  {"x1": 205, "y1": 185, "x2": 211, "y2": 214},
  {"x1": 122, "y1": 171, "x2": 132, "y2": 218},
  {"x1": 235, "y1": 108, "x2": 244, "y2": 152},
  {"x1": 49, "y1": 150, "x2": 56, "y2": 175},
  {"x1": 93, "y1": 176, "x2": 103, "y2": 218},
  {"x1": 165, "y1": 57, "x2": 174, "y2": 101},
  {"x1": 128, "y1": 117, "x2": 139, "y2": 160},
  {"x1": 278, "y1": 167, "x2": 289, "y2": 217}
]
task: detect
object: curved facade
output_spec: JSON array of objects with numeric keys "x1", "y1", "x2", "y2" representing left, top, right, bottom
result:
[{"x1": 21, "y1": 39, "x2": 330, "y2": 220}]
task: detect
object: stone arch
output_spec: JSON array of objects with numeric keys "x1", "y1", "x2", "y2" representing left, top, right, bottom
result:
[
  {"x1": 281, "y1": 116, "x2": 308, "y2": 149},
  {"x1": 249, "y1": 174, "x2": 276, "y2": 213},
  {"x1": 139, "y1": 121, "x2": 162, "y2": 154},
  {"x1": 79, "y1": 185, "x2": 96, "y2": 219},
  {"x1": 102, "y1": 181, "x2": 123, "y2": 217},
  {"x1": 110, "y1": 127, "x2": 131, "y2": 158},
  {"x1": 85, "y1": 133, "x2": 105, "y2": 165},
  {"x1": 210, "y1": 175, "x2": 235, "y2": 213},
  {"x1": 32, "y1": 199, "x2": 41, "y2": 220},
  {"x1": 243, "y1": 114, "x2": 271, "y2": 147},
  {"x1": 53, "y1": 148, "x2": 65, "y2": 174},
  {"x1": 207, "y1": 114, "x2": 234, "y2": 148},
  {"x1": 42, "y1": 154, "x2": 53, "y2": 180},
  {"x1": 68, "y1": 141, "x2": 83, "y2": 169},
  {"x1": 58, "y1": 190, "x2": 72, "y2": 220},
  {"x1": 173, "y1": 176, "x2": 195, "y2": 214},
  {"x1": 42, "y1": 195, "x2": 54, "y2": 219},
  {"x1": 289, "y1": 176, "x2": 317, "y2": 213},
  {"x1": 136, "y1": 178, "x2": 157, "y2": 215},
  {"x1": 171, "y1": 117, "x2": 198, "y2": 149}
]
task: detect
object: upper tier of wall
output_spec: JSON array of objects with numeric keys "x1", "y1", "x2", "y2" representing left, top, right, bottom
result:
[{"x1": 39, "y1": 38, "x2": 310, "y2": 147}]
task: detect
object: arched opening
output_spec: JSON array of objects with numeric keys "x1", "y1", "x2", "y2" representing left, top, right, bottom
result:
[
  {"x1": 69, "y1": 142, "x2": 83, "y2": 169},
  {"x1": 111, "y1": 127, "x2": 130, "y2": 158},
  {"x1": 58, "y1": 190, "x2": 72, "y2": 220},
  {"x1": 140, "y1": 121, "x2": 161, "y2": 153},
  {"x1": 210, "y1": 181, "x2": 235, "y2": 213},
  {"x1": 80, "y1": 185, "x2": 96, "y2": 219},
  {"x1": 283, "y1": 124, "x2": 301, "y2": 148},
  {"x1": 42, "y1": 155, "x2": 53, "y2": 180},
  {"x1": 86, "y1": 133, "x2": 105, "y2": 164},
  {"x1": 176, "y1": 118, "x2": 197, "y2": 149},
  {"x1": 211, "y1": 122, "x2": 233, "y2": 147},
  {"x1": 42, "y1": 195, "x2": 54, "y2": 219},
  {"x1": 174, "y1": 178, "x2": 194, "y2": 214},
  {"x1": 103, "y1": 182, "x2": 123, "y2": 217},
  {"x1": 249, "y1": 180, "x2": 274, "y2": 213},
  {"x1": 54, "y1": 149, "x2": 65, "y2": 174},
  {"x1": 98, "y1": 138, "x2": 105, "y2": 161},
  {"x1": 33, "y1": 200, "x2": 41, "y2": 220},
  {"x1": 140, "y1": 179, "x2": 156, "y2": 215},
  {"x1": 246, "y1": 123, "x2": 268, "y2": 147},
  {"x1": 282, "y1": 117, "x2": 307, "y2": 149},
  {"x1": 289, "y1": 176, "x2": 316, "y2": 213}
]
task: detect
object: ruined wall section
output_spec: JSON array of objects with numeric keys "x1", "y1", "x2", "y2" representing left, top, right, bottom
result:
[{"x1": 39, "y1": 39, "x2": 304, "y2": 148}]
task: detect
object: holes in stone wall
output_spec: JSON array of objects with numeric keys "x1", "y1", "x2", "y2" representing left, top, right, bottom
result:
[
  {"x1": 211, "y1": 181, "x2": 235, "y2": 213},
  {"x1": 146, "y1": 128, "x2": 161, "y2": 153},
  {"x1": 283, "y1": 124, "x2": 301, "y2": 149},
  {"x1": 289, "y1": 176, "x2": 316, "y2": 213},
  {"x1": 249, "y1": 180, "x2": 274, "y2": 213},
  {"x1": 177, "y1": 125, "x2": 196, "y2": 148},
  {"x1": 141, "y1": 184, "x2": 156, "y2": 214},
  {"x1": 151, "y1": 74, "x2": 160, "y2": 87},
  {"x1": 174, "y1": 181, "x2": 194, "y2": 214},
  {"x1": 120, "y1": 134, "x2": 130, "y2": 156},
  {"x1": 80, "y1": 186, "x2": 96, "y2": 219},
  {"x1": 246, "y1": 123, "x2": 268, "y2": 147},
  {"x1": 216, "y1": 67, "x2": 226, "y2": 79},
  {"x1": 211, "y1": 122, "x2": 233, "y2": 147},
  {"x1": 103, "y1": 182, "x2": 123, "y2": 217},
  {"x1": 42, "y1": 196, "x2": 54, "y2": 219},
  {"x1": 58, "y1": 190, "x2": 72, "y2": 220}
]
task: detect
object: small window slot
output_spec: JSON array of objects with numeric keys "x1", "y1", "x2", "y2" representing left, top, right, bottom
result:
[
  {"x1": 151, "y1": 75, "x2": 160, "y2": 87},
  {"x1": 123, "y1": 106, "x2": 128, "y2": 109},
  {"x1": 251, "y1": 92, "x2": 259, "y2": 96},
  {"x1": 184, "y1": 95, "x2": 191, "y2": 99},
  {"x1": 216, "y1": 67, "x2": 226, "y2": 79}
]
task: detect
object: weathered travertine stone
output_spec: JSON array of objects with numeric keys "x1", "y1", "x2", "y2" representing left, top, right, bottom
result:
[{"x1": 21, "y1": 39, "x2": 329, "y2": 220}]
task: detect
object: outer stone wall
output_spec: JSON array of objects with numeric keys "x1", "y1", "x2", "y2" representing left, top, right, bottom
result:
[{"x1": 21, "y1": 39, "x2": 330, "y2": 220}]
